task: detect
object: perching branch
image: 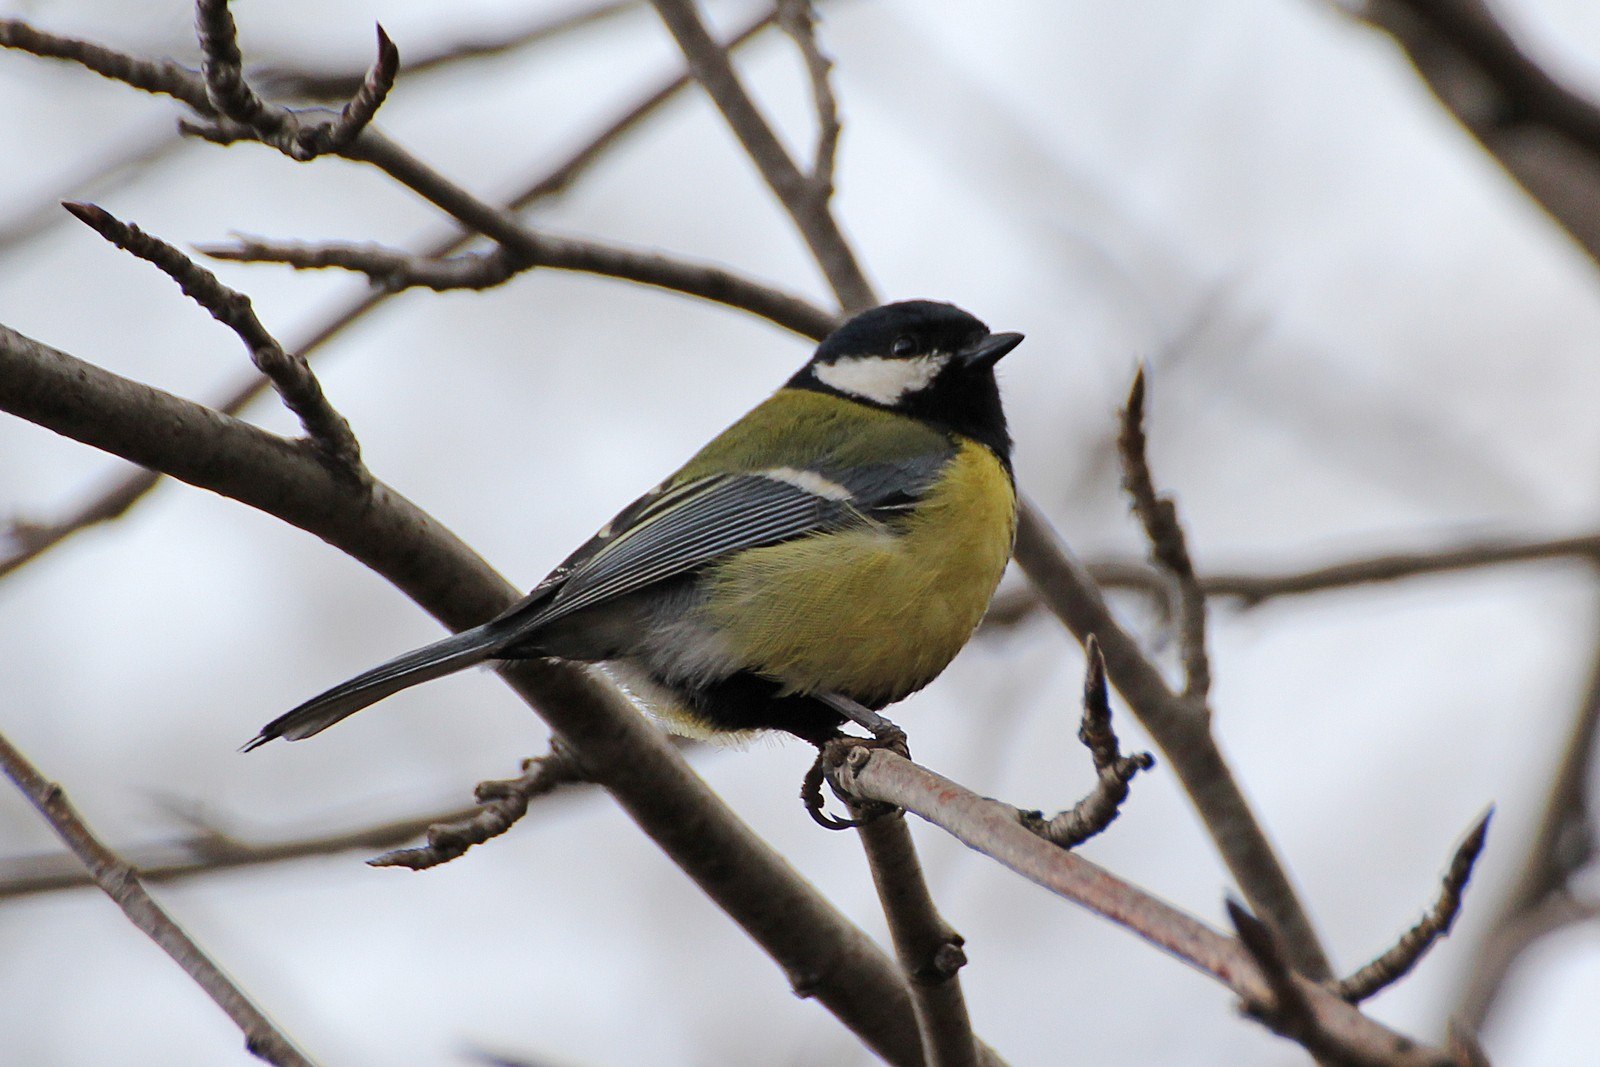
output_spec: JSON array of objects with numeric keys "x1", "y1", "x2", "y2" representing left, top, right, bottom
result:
[
  {"x1": 1022, "y1": 637, "x2": 1154, "y2": 850},
  {"x1": 0, "y1": 728, "x2": 315, "y2": 1067},
  {"x1": 1336, "y1": 811, "x2": 1493, "y2": 1004},
  {"x1": 61, "y1": 202, "x2": 363, "y2": 474},
  {"x1": 827, "y1": 746, "x2": 1456, "y2": 1067}
]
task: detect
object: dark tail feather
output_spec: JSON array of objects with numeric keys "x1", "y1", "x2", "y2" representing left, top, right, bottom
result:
[{"x1": 245, "y1": 623, "x2": 510, "y2": 751}]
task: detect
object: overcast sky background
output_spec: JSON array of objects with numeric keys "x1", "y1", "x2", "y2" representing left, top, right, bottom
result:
[{"x1": 3, "y1": 0, "x2": 1600, "y2": 1063}]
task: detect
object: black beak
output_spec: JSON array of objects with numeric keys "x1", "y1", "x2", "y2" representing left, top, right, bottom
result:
[{"x1": 960, "y1": 331, "x2": 1024, "y2": 368}]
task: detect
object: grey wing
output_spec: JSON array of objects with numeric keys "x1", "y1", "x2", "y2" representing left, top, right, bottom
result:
[{"x1": 496, "y1": 450, "x2": 954, "y2": 636}]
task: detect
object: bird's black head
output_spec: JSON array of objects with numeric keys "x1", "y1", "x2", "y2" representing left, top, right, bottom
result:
[{"x1": 788, "y1": 300, "x2": 1023, "y2": 463}]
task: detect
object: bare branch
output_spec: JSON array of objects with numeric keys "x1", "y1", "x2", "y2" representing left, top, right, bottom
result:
[
  {"x1": 203, "y1": 237, "x2": 517, "y2": 291},
  {"x1": 1012, "y1": 502, "x2": 1334, "y2": 980},
  {"x1": 1117, "y1": 368, "x2": 1210, "y2": 700},
  {"x1": 369, "y1": 745, "x2": 588, "y2": 870},
  {"x1": 194, "y1": 0, "x2": 399, "y2": 159},
  {"x1": 61, "y1": 202, "x2": 362, "y2": 473},
  {"x1": 1022, "y1": 637, "x2": 1155, "y2": 849},
  {"x1": 0, "y1": 13, "x2": 782, "y2": 583},
  {"x1": 2, "y1": 11, "x2": 834, "y2": 339},
  {"x1": 844, "y1": 794, "x2": 980, "y2": 1067},
  {"x1": 0, "y1": 728, "x2": 315, "y2": 1066},
  {"x1": 650, "y1": 0, "x2": 876, "y2": 311},
  {"x1": 1336, "y1": 811, "x2": 1493, "y2": 1004},
  {"x1": 830, "y1": 747, "x2": 1454, "y2": 1066}
]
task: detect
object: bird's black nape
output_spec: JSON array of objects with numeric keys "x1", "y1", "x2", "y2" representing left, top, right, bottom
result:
[{"x1": 790, "y1": 300, "x2": 1018, "y2": 467}]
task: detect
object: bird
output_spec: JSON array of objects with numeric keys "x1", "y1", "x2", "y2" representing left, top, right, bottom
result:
[{"x1": 247, "y1": 300, "x2": 1022, "y2": 752}]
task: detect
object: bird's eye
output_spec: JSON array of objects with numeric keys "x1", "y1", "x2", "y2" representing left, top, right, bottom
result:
[{"x1": 891, "y1": 336, "x2": 917, "y2": 357}]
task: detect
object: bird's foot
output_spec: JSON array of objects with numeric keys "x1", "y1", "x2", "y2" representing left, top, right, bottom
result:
[{"x1": 800, "y1": 727, "x2": 909, "y2": 831}]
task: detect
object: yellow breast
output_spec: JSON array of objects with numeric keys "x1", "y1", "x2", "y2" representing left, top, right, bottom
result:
[{"x1": 699, "y1": 439, "x2": 1017, "y2": 704}]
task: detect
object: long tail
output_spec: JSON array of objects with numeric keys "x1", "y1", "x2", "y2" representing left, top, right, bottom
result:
[{"x1": 244, "y1": 623, "x2": 510, "y2": 751}]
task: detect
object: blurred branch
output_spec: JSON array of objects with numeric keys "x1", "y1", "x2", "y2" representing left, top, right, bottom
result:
[
  {"x1": 0, "y1": 322, "x2": 932, "y2": 1066},
  {"x1": 1453, "y1": 603, "x2": 1600, "y2": 1031},
  {"x1": 649, "y1": 0, "x2": 875, "y2": 312},
  {"x1": 0, "y1": 10, "x2": 783, "y2": 583},
  {"x1": 254, "y1": 0, "x2": 641, "y2": 100},
  {"x1": 1336, "y1": 811, "x2": 1492, "y2": 1003},
  {"x1": 827, "y1": 747, "x2": 1457, "y2": 1067},
  {"x1": 975, "y1": 529, "x2": 1600, "y2": 633},
  {"x1": 0, "y1": 728, "x2": 315, "y2": 1066},
  {"x1": 1021, "y1": 637, "x2": 1154, "y2": 850},
  {"x1": 61, "y1": 202, "x2": 363, "y2": 473},
  {"x1": 1354, "y1": 0, "x2": 1600, "y2": 268}
]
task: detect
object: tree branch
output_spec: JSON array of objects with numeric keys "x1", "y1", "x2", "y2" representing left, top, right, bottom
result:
[
  {"x1": 0, "y1": 9, "x2": 789, "y2": 582},
  {"x1": 62, "y1": 202, "x2": 363, "y2": 473},
  {"x1": 1336, "y1": 811, "x2": 1492, "y2": 1004},
  {"x1": 828, "y1": 747, "x2": 1456, "y2": 1067},
  {"x1": 849, "y1": 806, "x2": 981, "y2": 1067},
  {"x1": 1022, "y1": 637, "x2": 1154, "y2": 850},
  {"x1": 0, "y1": 727, "x2": 315, "y2": 1066},
  {"x1": 649, "y1": 0, "x2": 875, "y2": 312}
]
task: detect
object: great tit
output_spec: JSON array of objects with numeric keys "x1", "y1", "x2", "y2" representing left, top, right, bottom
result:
[{"x1": 248, "y1": 300, "x2": 1022, "y2": 750}]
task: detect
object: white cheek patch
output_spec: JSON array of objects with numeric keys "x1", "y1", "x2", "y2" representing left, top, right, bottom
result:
[
  {"x1": 758, "y1": 467, "x2": 854, "y2": 501},
  {"x1": 813, "y1": 354, "x2": 947, "y2": 405}
]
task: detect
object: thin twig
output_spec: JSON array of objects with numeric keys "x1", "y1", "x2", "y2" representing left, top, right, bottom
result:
[
  {"x1": 61, "y1": 201, "x2": 363, "y2": 474},
  {"x1": 0, "y1": 12, "x2": 782, "y2": 583},
  {"x1": 649, "y1": 0, "x2": 876, "y2": 312},
  {"x1": 0, "y1": 19, "x2": 211, "y2": 111},
  {"x1": 194, "y1": 0, "x2": 399, "y2": 159},
  {"x1": 1022, "y1": 636, "x2": 1154, "y2": 849},
  {"x1": 369, "y1": 744, "x2": 589, "y2": 870},
  {"x1": 1117, "y1": 368, "x2": 1210, "y2": 700},
  {"x1": 0, "y1": 728, "x2": 315, "y2": 1066},
  {"x1": 844, "y1": 792, "x2": 981, "y2": 1067},
  {"x1": 830, "y1": 747, "x2": 1454, "y2": 1066},
  {"x1": 777, "y1": 0, "x2": 840, "y2": 196},
  {"x1": 203, "y1": 238, "x2": 517, "y2": 291},
  {"x1": 1336, "y1": 811, "x2": 1493, "y2": 1003}
]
